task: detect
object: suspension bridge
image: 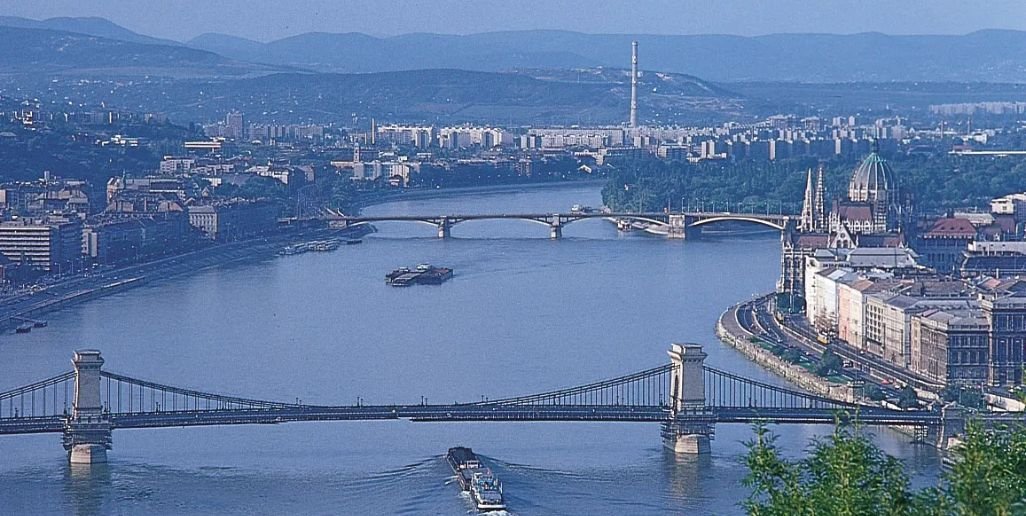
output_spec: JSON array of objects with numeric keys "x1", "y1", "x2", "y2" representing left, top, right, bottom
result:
[
  {"x1": 332, "y1": 211, "x2": 791, "y2": 239},
  {"x1": 1, "y1": 344, "x2": 1013, "y2": 464}
]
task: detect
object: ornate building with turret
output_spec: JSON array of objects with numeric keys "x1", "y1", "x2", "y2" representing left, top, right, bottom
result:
[{"x1": 778, "y1": 146, "x2": 913, "y2": 310}]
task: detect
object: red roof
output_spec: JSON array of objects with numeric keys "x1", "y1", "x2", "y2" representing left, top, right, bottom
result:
[
  {"x1": 835, "y1": 203, "x2": 873, "y2": 222},
  {"x1": 923, "y1": 217, "x2": 976, "y2": 239},
  {"x1": 795, "y1": 233, "x2": 830, "y2": 248},
  {"x1": 857, "y1": 233, "x2": 904, "y2": 247}
]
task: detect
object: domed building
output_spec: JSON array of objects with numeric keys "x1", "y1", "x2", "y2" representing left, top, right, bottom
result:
[
  {"x1": 848, "y1": 151, "x2": 896, "y2": 202},
  {"x1": 779, "y1": 144, "x2": 913, "y2": 305},
  {"x1": 830, "y1": 143, "x2": 904, "y2": 235},
  {"x1": 847, "y1": 145, "x2": 898, "y2": 231}
]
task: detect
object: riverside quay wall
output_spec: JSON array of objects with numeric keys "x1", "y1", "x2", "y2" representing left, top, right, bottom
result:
[{"x1": 716, "y1": 303, "x2": 856, "y2": 403}]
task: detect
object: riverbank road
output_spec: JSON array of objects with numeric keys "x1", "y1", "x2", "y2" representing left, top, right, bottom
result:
[
  {"x1": 748, "y1": 299, "x2": 944, "y2": 393},
  {"x1": 0, "y1": 226, "x2": 346, "y2": 332}
]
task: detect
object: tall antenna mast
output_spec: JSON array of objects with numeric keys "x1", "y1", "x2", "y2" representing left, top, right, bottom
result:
[{"x1": 630, "y1": 41, "x2": 639, "y2": 129}]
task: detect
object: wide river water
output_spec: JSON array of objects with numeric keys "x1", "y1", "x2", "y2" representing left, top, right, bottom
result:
[{"x1": 0, "y1": 184, "x2": 939, "y2": 515}]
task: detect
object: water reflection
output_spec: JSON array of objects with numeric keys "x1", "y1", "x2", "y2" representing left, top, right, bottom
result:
[
  {"x1": 663, "y1": 449, "x2": 712, "y2": 503},
  {"x1": 64, "y1": 462, "x2": 111, "y2": 516}
]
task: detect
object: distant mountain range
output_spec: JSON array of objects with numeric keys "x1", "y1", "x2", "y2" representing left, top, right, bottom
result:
[
  {"x1": 3, "y1": 16, "x2": 1026, "y2": 83},
  {"x1": 0, "y1": 25, "x2": 281, "y2": 78},
  {"x1": 0, "y1": 15, "x2": 179, "y2": 46},
  {"x1": 0, "y1": 18, "x2": 740, "y2": 125},
  {"x1": 1, "y1": 16, "x2": 1025, "y2": 125},
  {"x1": 185, "y1": 29, "x2": 1026, "y2": 83}
]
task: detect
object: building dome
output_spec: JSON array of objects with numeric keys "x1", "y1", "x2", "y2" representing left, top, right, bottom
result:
[{"x1": 848, "y1": 150, "x2": 895, "y2": 203}]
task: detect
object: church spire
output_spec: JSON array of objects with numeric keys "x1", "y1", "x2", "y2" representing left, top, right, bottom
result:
[
  {"x1": 814, "y1": 163, "x2": 826, "y2": 231},
  {"x1": 800, "y1": 168, "x2": 815, "y2": 232}
]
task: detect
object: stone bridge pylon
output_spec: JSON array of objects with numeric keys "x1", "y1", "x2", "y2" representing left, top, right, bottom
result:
[
  {"x1": 64, "y1": 350, "x2": 112, "y2": 464},
  {"x1": 662, "y1": 343, "x2": 714, "y2": 454}
]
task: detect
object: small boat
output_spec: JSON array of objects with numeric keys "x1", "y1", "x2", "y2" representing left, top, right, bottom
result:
[
  {"x1": 32, "y1": 320, "x2": 47, "y2": 328},
  {"x1": 309, "y1": 240, "x2": 340, "y2": 252},
  {"x1": 470, "y1": 470, "x2": 506, "y2": 512},
  {"x1": 15, "y1": 323, "x2": 32, "y2": 333},
  {"x1": 447, "y1": 447, "x2": 506, "y2": 512}
]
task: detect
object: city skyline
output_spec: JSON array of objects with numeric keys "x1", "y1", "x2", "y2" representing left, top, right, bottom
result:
[
  {"x1": 0, "y1": 2, "x2": 1024, "y2": 512},
  {"x1": 2, "y1": 0, "x2": 1025, "y2": 42}
]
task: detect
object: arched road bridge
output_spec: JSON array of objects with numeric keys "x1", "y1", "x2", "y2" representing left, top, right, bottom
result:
[
  {"x1": 2, "y1": 345, "x2": 1014, "y2": 464},
  {"x1": 334, "y1": 212, "x2": 791, "y2": 239}
]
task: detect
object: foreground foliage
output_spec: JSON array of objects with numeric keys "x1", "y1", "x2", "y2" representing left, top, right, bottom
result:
[{"x1": 743, "y1": 422, "x2": 1026, "y2": 515}]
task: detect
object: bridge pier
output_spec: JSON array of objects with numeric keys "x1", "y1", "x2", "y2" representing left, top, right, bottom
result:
[
  {"x1": 64, "y1": 350, "x2": 112, "y2": 464},
  {"x1": 437, "y1": 217, "x2": 451, "y2": 239},
  {"x1": 664, "y1": 344, "x2": 713, "y2": 454},
  {"x1": 928, "y1": 404, "x2": 966, "y2": 449},
  {"x1": 667, "y1": 214, "x2": 687, "y2": 239},
  {"x1": 550, "y1": 216, "x2": 562, "y2": 240}
]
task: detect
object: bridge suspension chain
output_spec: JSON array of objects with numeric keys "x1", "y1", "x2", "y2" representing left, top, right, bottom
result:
[
  {"x1": 0, "y1": 371, "x2": 76, "y2": 420},
  {"x1": 474, "y1": 364, "x2": 673, "y2": 407},
  {"x1": 100, "y1": 371, "x2": 293, "y2": 415},
  {"x1": 703, "y1": 366, "x2": 856, "y2": 410}
]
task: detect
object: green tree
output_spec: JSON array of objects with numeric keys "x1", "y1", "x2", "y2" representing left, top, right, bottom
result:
[
  {"x1": 940, "y1": 386, "x2": 987, "y2": 410},
  {"x1": 782, "y1": 347, "x2": 803, "y2": 365},
  {"x1": 743, "y1": 422, "x2": 913, "y2": 516},
  {"x1": 601, "y1": 153, "x2": 1026, "y2": 215},
  {"x1": 815, "y1": 348, "x2": 843, "y2": 377},
  {"x1": 897, "y1": 386, "x2": 920, "y2": 409},
  {"x1": 863, "y1": 384, "x2": 887, "y2": 402},
  {"x1": 1013, "y1": 387, "x2": 1026, "y2": 407},
  {"x1": 941, "y1": 423, "x2": 1026, "y2": 515},
  {"x1": 743, "y1": 422, "x2": 1026, "y2": 515}
]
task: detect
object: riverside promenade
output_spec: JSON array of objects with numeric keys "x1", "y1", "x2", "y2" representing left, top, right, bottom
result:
[{"x1": 716, "y1": 297, "x2": 857, "y2": 403}]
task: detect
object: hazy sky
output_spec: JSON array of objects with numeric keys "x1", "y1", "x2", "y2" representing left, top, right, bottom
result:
[{"x1": 5, "y1": 0, "x2": 1026, "y2": 42}]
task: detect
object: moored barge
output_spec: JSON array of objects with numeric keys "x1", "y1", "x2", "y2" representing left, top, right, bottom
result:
[{"x1": 385, "y1": 264, "x2": 453, "y2": 287}]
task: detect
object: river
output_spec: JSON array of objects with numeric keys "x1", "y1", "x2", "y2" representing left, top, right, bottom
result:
[{"x1": 0, "y1": 184, "x2": 939, "y2": 515}]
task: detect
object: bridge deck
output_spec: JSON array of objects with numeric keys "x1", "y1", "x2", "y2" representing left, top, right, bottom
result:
[
  {"x1": 3, "y1": 356, "x2": 1020, "y2": 439},
  {"x1": 342, "y1": 212, "x2": 788, "y2": 224},
  {"x1": 0, "y1": 405, "x2": 959, "y2": 435}
]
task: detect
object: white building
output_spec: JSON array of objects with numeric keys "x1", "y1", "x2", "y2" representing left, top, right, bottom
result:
[
  {"x1": 991, "y1": 192, "x2": 1026, "y2": 221},
  {"x1": 246, "y1": 165, "x2": 298, "y2": 186},
  {"x1": 159, "y1": 157, "x2": 195, "y2": 175},
  {"x1": 805, "y1": 268, "x2": 852, "y2": 331}
]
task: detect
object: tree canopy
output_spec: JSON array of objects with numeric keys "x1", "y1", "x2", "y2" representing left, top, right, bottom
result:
[
  {"x1": 743, "y1": 422, "x2": 1026, "y2": 515},
  {"x1": 602, "y1": 154, "x2": 1026, "y2": 214}
]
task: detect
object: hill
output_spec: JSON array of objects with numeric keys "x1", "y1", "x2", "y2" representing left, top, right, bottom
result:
[
  {"x1": 48, "y1": 68, "x2": 740, "y2": 126},
  {"x1": 6, "y1": 17, "x2": 1025, "y2": 83},
  {"x1": 186, "y1": 29, "x2": 1026, "y2": 83},
  {"x1": 0, "y1": 26, "x2": 281, "y2": 78},
  {"x1": 0, "y1": 21, "x2": 738, "y2": 125},
  {"x1": 0, "y1": 15, "x2": 179, "y2": 46}
]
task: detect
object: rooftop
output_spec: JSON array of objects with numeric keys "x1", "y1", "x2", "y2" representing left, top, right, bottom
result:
[
  {"x1": 923, "y1": 217, "x2": 976, "y2": 239},
  {"x1": 918, "y1": 307, "x2": 989, "y2": 330}
]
